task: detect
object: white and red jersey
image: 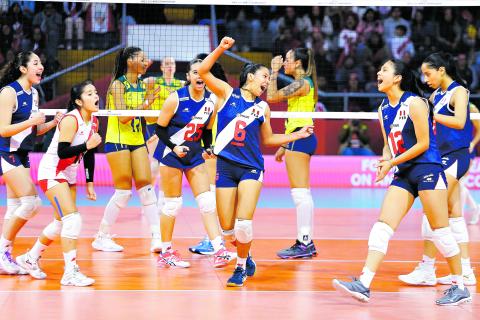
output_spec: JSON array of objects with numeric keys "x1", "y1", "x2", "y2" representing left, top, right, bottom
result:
[{"x1": 38, "y1": 109, "x2": 98, "y2": 184}]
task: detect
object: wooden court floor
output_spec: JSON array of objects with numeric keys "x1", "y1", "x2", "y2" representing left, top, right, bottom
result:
[{"x1": 0, "y1": 206, "x2": 478, "y2": 319}]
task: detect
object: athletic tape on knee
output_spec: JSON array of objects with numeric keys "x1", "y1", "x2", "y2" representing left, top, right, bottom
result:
[
  {"x1": 195, "y1": 191, "x2": 216, "y2": 216},
  {"x1": 234, "y1": 219, "x2": 253, "y2": 244},
  {"x1": 43, "y1": 219, "x2": 62, "y2": 240},
  {"x1": 421, "y1": 215, "x2": 434, "y2": 241},
  {"x1": 162, "y1": 197, "x2": 182, "y2": 218},
  {"x1": 222, "y1": 229, "x2": 235, "y2": 242},
  {"x1": 432, "y1": 227, "x2": 460, "y2": 258},
  {"x1": 368, "y1": 221, "x2": 394, "y2": 255},
  {"x1": 112, "y1": 189, "x2": 132, "y2": 208},
  {"x1": 60, "y1": 212, "x2": 82, "y2": 239},
  {"x1": 4, "y1": 198, "x2": 20, "y2": 220},
  {"x1": 449, "y1": 217, "x2": 469, "y2": 243},
  {"x1": 138, "y1": 185, "x2": 157, "y2": 206},
  {"x1": 150, "y1": 159, "x2": 159, "y2": 177},
  {"x1": 14, "y1": 195, "x2": 41, "y2": 220}
]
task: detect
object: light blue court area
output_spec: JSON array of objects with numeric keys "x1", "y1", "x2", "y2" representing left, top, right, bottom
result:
[{"x1": 0, "y1": 186, "x2": 463, "y2": 209}]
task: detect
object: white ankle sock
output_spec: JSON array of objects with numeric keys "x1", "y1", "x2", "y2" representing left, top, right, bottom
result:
[{"x1": 359, "y1": 266, "x2": 375, "y2": 288}]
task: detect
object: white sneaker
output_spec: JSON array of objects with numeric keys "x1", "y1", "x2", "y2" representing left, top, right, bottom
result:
[
  {"x1": 468, "y1": 207, "x2": 480, "y2": 225},
  {"x1": 0, "y1": 250, "x2": 22, "y2": 275},
  {"x1": 437, "y1": 271, "x2": 477, "y2": 286},
  {"x1": 150, "y1": 234, "x2": 162, "y2": 253},
  {"x1": 398, "y1": 263, "x2": 437, "y2": 286},
  {"x1": 61, "y1": 265, "x2": 95, "y2": 287},
  {"x1": 16, "y1": 251, "x2": 47, "y2": 279},
  {"x1": 92, "y1": 233, "x2": 124, "y2": 252}
]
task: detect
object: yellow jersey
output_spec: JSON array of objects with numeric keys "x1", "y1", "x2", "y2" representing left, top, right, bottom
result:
[
  {"x1": 285, "y1": 77, "x2": 315, "y2": 134},
  {"x1": 146, "y1": 77, "x2": 184, "y2": 125},
  {"x1": 105, "y1": 75, "x2": 146, "y2": 146}
]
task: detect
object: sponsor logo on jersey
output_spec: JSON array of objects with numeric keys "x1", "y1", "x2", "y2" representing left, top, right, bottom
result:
[
  {"x1": 182, "y1": 107, "x2": 190, "y2": 112},
  {"x1": 179, "y1": 97, "x2": 189, "y2": 102}
]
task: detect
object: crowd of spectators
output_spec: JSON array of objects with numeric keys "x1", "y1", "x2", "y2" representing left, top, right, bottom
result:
[{"x1": 217, "y1": 6, "x2": 480, "y2": 110}]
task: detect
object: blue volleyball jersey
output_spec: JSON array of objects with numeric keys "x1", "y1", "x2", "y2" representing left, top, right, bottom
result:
[
  {"x1": 157, "y1": 86, "x2": 214, "y2": 162},
  {"x1": 380, "y1": 91, "x2": 441, "y2": 172},
  {"x1": 0, "y1": 81, "x2": 39, "y2": 152},
  {"x1": 432, "y1": 81, "x2": 472, "y2": 155},
  {"x1": 214, "y1": 88, "x2": 266, "y2": 171}
]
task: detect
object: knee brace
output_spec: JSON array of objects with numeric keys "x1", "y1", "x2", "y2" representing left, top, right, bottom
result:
[
  {"x1": 43, "y1": 219, "x2": 62, "y2": 240},
  {"x1": 222, "y1": 229, "x2": 235, "y2": 242},
  {"x1": 421, "y1": 215, "x2": 434, "y2": 241},
  {"x1": 195, "y1": 191, "x2": 216, "y2": 216},
  {"x1": 234, "y1": 219, "x2": 253, "y2": 244},
  {"x1": 162, "y1": 197, "x2": 182, "y2": 218},
  {"x1": 60, "y1": 212, "x2": 82, "y2": 240},
  {"x1": 368, "y1": 221, "x2": 394, "y2": 255},
  {"x1": 15, "y1": 195, "x2": 41, "y2": 220},
  {"x1": 112, "y1": 189, "x2": 132, "y2": 208},
  {"x1": 138, "y1": 185, "x2": 157, "y2": 206},
  {"x1": 4, "y1": 198, "x2": 21, "y2": 220},
  {"x1": 449, "y1": 217, "x2": 469, "y2": 243},
  {"x1": 432, "y1": 227, "x2": 460, "y2": 258}
]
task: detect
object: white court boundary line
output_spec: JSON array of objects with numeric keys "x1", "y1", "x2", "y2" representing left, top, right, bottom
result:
[
  {"x1": 35, "y1": 258, "x2": 480, "y2": 264},
  {"x1": 0, "y1": 290, "x2": 477, "y2": 295}
]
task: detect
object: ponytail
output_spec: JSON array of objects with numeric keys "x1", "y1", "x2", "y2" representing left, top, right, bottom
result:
[
  {"x1": 293, "y1": 48, "x2": 318, "y2": 104},
  {"x1": 423, "y1": 52, "x2": 467, "y2": 87}
]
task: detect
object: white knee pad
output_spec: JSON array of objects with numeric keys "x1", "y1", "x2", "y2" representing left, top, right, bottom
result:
[
  {"x1": 4, "y1": 198, "x2": 20, "y2": 220},
  {"x1": 421, "y1": 215, "x2": 434, "y2": 241},
  {"x1": 15, "y1": 195, "x2": 41, "y2": 220},
  {"x1": 368, "y1": 221, "x2": 394, "y2": 255},
  {"x1": 291, "y1": 188, "x2": 313, "y2": 207},
  {"x1": 432, "y1": 227, "x2": 460, "y2": 258},
  {"x1": 449, "y1": 217, "x2": 469, "y2": 243},
  {"x1": 162, "y1": 197, "x2": 182, "y2": 218},
  {"x1": 61, "y1": 213, "x2": 82, "y2": 240},
  {"x1": 222, "y1": 229, "x2": 235, "y2": 242},
  {"x1": 43, "y1": 219, "x2": 62, "y2": 240},
  {"x1": 112, "y1": 189, "x2": 132, "y2": 208},
  {"x1": 234, "y1": 219, "x2": 253, "y2": 244},
  {"x1": 138, "y1": 185, "x2": 157, "y2": 206},
  {"x1": 195, "y1": 191, "x2": 216, "y2": 216}
]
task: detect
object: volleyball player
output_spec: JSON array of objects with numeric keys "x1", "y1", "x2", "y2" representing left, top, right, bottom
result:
[
  {"x1": 92, "y1": 47, "x2": 161, "y2": 253},
  {"x1": 399, "y1": 53, "x2": 476, "y2": 287},
  {"x1": 154, "y1": 58, "x2": 235, "y2": 268},
  {"x1": 461, "y1": 103, "x2": 480, "y2": 225},
  {"x1": 17, "y1": 80, "x2": 100, "y2": 286},
  {"x1": 144, "y1": 57, "x2": 184, "y2": 210},
  {"x1": 0, "y1": 51, "x2": 60, "y2": 274},
  {"x1": 267, "y1": 48, "x2": 318, "y2": 259},
  {"x1": 198, "y1": 37, "x2": 314, "y2": 287},
  {"x1": 332, "y1": 59, "x2": 470, "y2": 306}
]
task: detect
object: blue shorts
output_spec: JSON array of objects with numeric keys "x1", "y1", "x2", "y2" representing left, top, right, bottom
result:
[
  {"x1": 391, "y1": 163, "x2": 447, "y2": 198},
  {"x1": 0, "y1": 150, "x2": 30, "y2": 176},
  {"x1": 104, "y1": 142, "x2": 145, "y2": 153},
  {"x1": 216, "y1": 156, "x2": 264, "y2": 188},
  {"x1": 442, "y1": 148, "x2": 470, "y2": 180},
  {"x1": 153, "y1": 141, "x2": 204, "y2": 169},
  {"x1": 144, "y1": 123, "x2": 157, "y2": 140},
  {"x1": 285, "y1": 132, "x2": 317, "y2": 155}
]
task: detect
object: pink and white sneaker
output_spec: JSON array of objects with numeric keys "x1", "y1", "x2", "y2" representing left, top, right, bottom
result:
[
  {"x1": 157, "y1": 250, "x2": 190, "y2": 268},
  {"x1": 213, "y1": 248, "x2": 237, "y2": 268}
]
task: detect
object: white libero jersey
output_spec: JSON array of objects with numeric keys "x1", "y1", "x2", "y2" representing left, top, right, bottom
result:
[{"x1": 38, "y1": 109, "x2": 98, "y2": 184}]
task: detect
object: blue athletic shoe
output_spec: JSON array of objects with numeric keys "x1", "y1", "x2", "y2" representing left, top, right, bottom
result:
[
  {"x1": 307, "y1": 241, "x2": 317, "y2": 256},
  {"x1": 332, "y1": 278, "x2": 370, "y2": 303},
  {"x1": 277, "y1": 240, "x2": 314, "y2": 259},
  {"x1": 226, "y1": 267, "x2": 247, "y2": 287},
  {"x1": 188, "y1": 236, "x2": 214, "y2": 255},
  {"x1": 246, "y1": 255, "x2": 256, "y2": 277},
  {"x1": 436, "y1": 285, "x2": 471, "y2": 306}
]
